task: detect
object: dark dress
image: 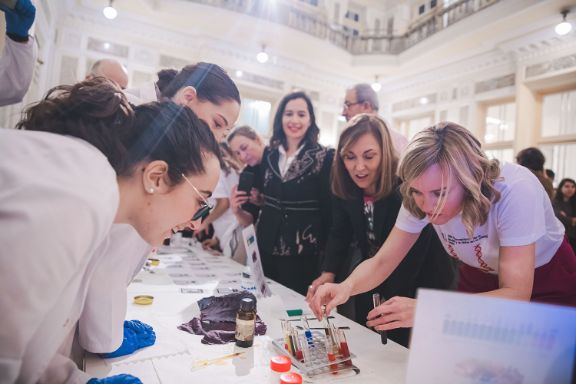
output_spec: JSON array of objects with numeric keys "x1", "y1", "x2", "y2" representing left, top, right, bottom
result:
[
  {"x1": 323, "y1": 180, "x2": 456, "y2": 347},
  {"x1": 254, "y1": 143, "x2": 334, "y2": 295}
]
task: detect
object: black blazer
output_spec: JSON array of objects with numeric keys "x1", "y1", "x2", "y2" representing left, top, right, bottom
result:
[{"x1": 256, "y1": 142, "x2": 334, "y2": 258}]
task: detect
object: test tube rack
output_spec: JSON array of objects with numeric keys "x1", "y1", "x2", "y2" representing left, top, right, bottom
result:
[{"x1": 272, "y1": 330, "x2": 356, "y2": 378}]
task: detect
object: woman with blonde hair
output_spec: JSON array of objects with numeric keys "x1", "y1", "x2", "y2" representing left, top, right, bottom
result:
[
  {"x1": 311, "y1": 122, "x2": 576, "y2": 334},
  {"x1": 307, "y1": 114, "x2": 454, "y2": 347}
]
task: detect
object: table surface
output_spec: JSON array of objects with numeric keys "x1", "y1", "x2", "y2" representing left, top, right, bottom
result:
[{"x1": 85, "y1": 243, "x2": 409, "y2": 383}]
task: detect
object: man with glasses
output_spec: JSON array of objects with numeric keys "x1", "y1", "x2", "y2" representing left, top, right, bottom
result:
[{"x1": 342, "y1": 83, "x2": 408, "y2": 155}]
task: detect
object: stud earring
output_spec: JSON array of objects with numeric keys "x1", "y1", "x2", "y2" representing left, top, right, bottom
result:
[{"x1": 148, "y1": 187, "x2": 155, "y2": 194}]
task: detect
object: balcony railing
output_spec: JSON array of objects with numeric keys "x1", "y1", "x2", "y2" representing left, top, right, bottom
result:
[{"x1": 185, "y1": 0, "x2": 500, "y2": 55}]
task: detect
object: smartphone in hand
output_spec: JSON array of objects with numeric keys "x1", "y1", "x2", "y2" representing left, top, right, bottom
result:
[{"x1": 237, "y1": 171, "x2": 255, "y2": 194}]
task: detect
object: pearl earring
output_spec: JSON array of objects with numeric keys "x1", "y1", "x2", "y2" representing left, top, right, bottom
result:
[{"x1": 148, "y1": 187, "x2": 155, "y2": 194}]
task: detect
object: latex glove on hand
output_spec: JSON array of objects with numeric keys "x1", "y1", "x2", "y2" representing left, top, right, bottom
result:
[
  {"x1": 87, "y1": 374, "x2": 142, "y2": 384},
  {"x1": 102, "y1": 320, "x2": 156, "y2": 358},
  {"x1": 1, "y1": 0, "x2": 36, "y2": 40}
]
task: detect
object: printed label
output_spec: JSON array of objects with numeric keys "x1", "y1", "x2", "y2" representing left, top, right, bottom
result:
[{"x1": 235, "y1": 318, "x2": 255, "y2": 341}]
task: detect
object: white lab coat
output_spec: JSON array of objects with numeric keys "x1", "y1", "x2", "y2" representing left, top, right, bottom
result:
[
  {"x1": 0, "y1": 130, "x2": 119, "y2": 384},
  {"x1": 0, "y1": 36, "x2": 36, "y2": 106},
  {"x1": 78, "y1": 225, "x2": 151, "y2": 353},
  {"x1": 77, "y1": 90, "x2": 154, "y2": 355}
]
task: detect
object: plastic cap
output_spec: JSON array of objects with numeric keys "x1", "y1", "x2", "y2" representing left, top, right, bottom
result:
[
  {"x1": 239, "y1": 297, "x2": 255, "y2": 311},
  {"x1": 270, "y1": 355, "x2": 291, "y2": 373},
  {"x1": 280, "y1": 372, "x2": 302, "y2": 384}
]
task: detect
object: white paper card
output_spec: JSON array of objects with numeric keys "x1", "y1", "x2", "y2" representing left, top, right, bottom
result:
[
  {"x1": 241, "y1": 224, "x2": 272, "y2": 297},
  {"x1": 407, "y1": 289, "x2": 576, "y2": 384}
]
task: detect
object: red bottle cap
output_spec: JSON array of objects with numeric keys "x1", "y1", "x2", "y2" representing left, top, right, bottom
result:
[
  {"x1": 270, "y1": 355, "x2": 291, "y2": 373},
  {"x1": 280, "y1": 372, "x2": 302, "y2": 384}
]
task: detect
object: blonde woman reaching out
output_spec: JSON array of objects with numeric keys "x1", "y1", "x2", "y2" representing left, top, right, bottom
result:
[{"x1": 310, "y1": 122, "x2": 576, "y2": 334}]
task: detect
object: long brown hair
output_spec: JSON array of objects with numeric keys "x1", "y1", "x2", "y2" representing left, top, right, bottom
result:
[
  {"x1": 17, "y1": 77, "x2": 221, "y2": 185},
  {"x1": 332, "y1": 114, "x2": 398, "y2": 201}
]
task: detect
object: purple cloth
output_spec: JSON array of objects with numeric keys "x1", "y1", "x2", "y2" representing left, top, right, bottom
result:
[{"x1": 178, "y1": 292, "x2": 267, "y2": 344}]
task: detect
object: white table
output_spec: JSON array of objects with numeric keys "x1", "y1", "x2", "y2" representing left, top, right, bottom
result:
[{"x1": 85, "y1": 244, "x2": 409, "y2": 383}]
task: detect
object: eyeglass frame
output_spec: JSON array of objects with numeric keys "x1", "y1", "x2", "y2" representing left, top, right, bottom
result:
[
  {"x1": 342, "y1": 100, "x2": 363, "y2": 110},
  {"x1": 180, "y1": 173, "x2": 214, "y2": 222}
]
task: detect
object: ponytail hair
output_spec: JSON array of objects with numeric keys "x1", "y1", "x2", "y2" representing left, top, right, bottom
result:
[
  {"x1": 156, "y1": 62, "x2": 240, "y2": 106},
  {"x1": 18, "y1": 77, "x2": 221, "y2": 184}
]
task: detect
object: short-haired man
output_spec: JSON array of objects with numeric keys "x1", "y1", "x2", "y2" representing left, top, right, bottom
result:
[
  {"x1": 342, "y1": 83, "x2": 408, "y2": 155},
  {"x1": 86, "y1": 58, "x2": 129, "y2": 89}
]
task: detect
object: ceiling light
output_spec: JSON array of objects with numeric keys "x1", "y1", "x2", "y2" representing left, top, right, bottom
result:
[
  {"x1": 256, "y1": 45, "x2": 269, "y2": 64},
  {"x1": 103, "y1": 0, "x2": 118, "y2": 20},
  {"x1": 419, "y1": 96, "x2": 429, "y2": 105},
  {"x1": 555, "y1": 10, "x2": 572, "y2": 36},
  {"x1": 235, "y1": 70, "x2": 244, "y2": 78},
  {"x1": 371, "y1": 75, "x2": 382, "y2": 92}
]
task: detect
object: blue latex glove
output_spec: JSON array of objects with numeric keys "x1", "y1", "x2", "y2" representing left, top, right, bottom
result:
[
  {"x1": 102, "y1": 320, "x2": 156, "y2": 358},
  {"x1": 87, "y1": 374, "x2": 142, "y2": 384},
  {"x1": 1, "y1": 0, "x2": 36, "y2": 39}
]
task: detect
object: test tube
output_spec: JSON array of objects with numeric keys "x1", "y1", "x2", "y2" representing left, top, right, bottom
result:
[
  {"x1": 337, "y1": 329, "x2": 353, "y2": 367},
  {"x1": 372, "y1": 293, "x2": 388, "y2": 345}
]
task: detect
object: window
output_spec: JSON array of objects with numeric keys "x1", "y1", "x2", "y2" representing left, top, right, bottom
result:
[
  {"x1": 345, "y1": 10, "x2": 360, "y2": 22},
  {"x1": 540, "y1": 90, "x2": 576, "y2": 182},
  {"x1": 482, "y1": 102, "x2": 516, "y2": 164},
  {"x1": 237, "y1": 98, "x2": 272, "y2": 138},
  {"x1": 398, "y1": 116, "x2": 433, "y2": 141},
  {"x1": 431, "y1": 0, "x2": 437, "y2": 8},
  {"x1": 419, "y1": 4, "x2": 426, "y2": 15},
  {"x1": 484, "y1": 103, "x2": 516, "y2": 144}
]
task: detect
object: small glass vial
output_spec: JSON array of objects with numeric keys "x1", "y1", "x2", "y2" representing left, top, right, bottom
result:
[
  {"x1": 269, "y1": 355, "x2": 291, "y2": 383},
  {"x1": 279, "y1": 372, "x2": 302, "y2": 384},
  {"x1": 235, "y1": 297, "x2": 256, "y2": 348}
]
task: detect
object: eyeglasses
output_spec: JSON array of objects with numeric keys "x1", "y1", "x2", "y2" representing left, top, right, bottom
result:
[
  {"x1": 181, "y1": 173, "x2": 213, "y2": 222},
  {"x1": 343, "y1": 101, "x2": 362, "y2": 110}
]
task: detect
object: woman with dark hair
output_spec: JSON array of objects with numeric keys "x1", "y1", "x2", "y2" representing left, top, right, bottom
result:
[
  {"x1": 307, "y1": 114, "x2": 455, "y2": 347},
  {"x1": 252, "y1": 91, "x2": 334, "y2": 295},
  {"x1": 77, "y1": 62, "x2": 242, "y2": 362},
  {"x1": 0, "y1": 78, "x2": 221, "y2": 383},
  {"x1": 553, "y1": 178, "x2": 576, "y2": 251},
  {"x1": 126, "y1": 62, "x2": 241, "y2": 141}
]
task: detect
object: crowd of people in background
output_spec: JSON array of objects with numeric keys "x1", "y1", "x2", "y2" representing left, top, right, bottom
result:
[{"x1": 1, "y1": 2, "x2": 575, "y2": 383}]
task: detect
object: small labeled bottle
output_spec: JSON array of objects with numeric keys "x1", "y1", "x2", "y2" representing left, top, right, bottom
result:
[{"x1": 235, "y1": 297, "x2": 256, "y2": 348}]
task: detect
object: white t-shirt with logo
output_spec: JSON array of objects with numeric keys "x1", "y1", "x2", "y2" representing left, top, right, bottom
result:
[{"x1": 395, "y1": 162, "x2": 565, "y2": 274}]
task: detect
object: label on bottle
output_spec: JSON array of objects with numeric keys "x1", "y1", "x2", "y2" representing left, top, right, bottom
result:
[{"x1": 235, "y1": 318, "x2": 255, "y2": 341}]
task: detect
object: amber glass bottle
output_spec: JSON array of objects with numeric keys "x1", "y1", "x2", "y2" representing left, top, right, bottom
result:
[{"x1": 235, "y1": 297, "x2": 256, "y2": 347}]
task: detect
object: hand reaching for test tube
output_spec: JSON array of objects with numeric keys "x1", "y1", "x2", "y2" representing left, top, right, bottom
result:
[
  {"x1": 308, "y1": 282, "x2": 353, "y2": 320},
  {"x1": 306, "y1": 272, "x2": 335, "y2": 302},
  {"x1": 365, "y1": 296, "x2": 417, "y2": 331}
]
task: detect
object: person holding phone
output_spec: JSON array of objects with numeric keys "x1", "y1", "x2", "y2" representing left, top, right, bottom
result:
[
  {"x1": 306, "y1": 114, "x2": 455, "y2": 347},
  {"x1": 0, "y1": 78, "x2": 221, "y2": 383},
  {"x1": 310, "y1": 122, "x2": 576, "y2": 337},
  {"x1": 0, "y1": 0, "x2": 36, "y2": 106},
  {"x1": 228, "y1": 125, "x2": 266, "y2": 227},
  {"x1": 250, "y1": 91, "x2": 334, "y2": 295}
]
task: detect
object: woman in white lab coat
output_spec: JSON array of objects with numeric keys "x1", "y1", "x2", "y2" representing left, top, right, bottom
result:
[
  {"x1": 0, "y1": 78, "x2": 222, "y2": 383},
  {"x1": 78, "y1": 63, "x2": 242, "y2": 357}
]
